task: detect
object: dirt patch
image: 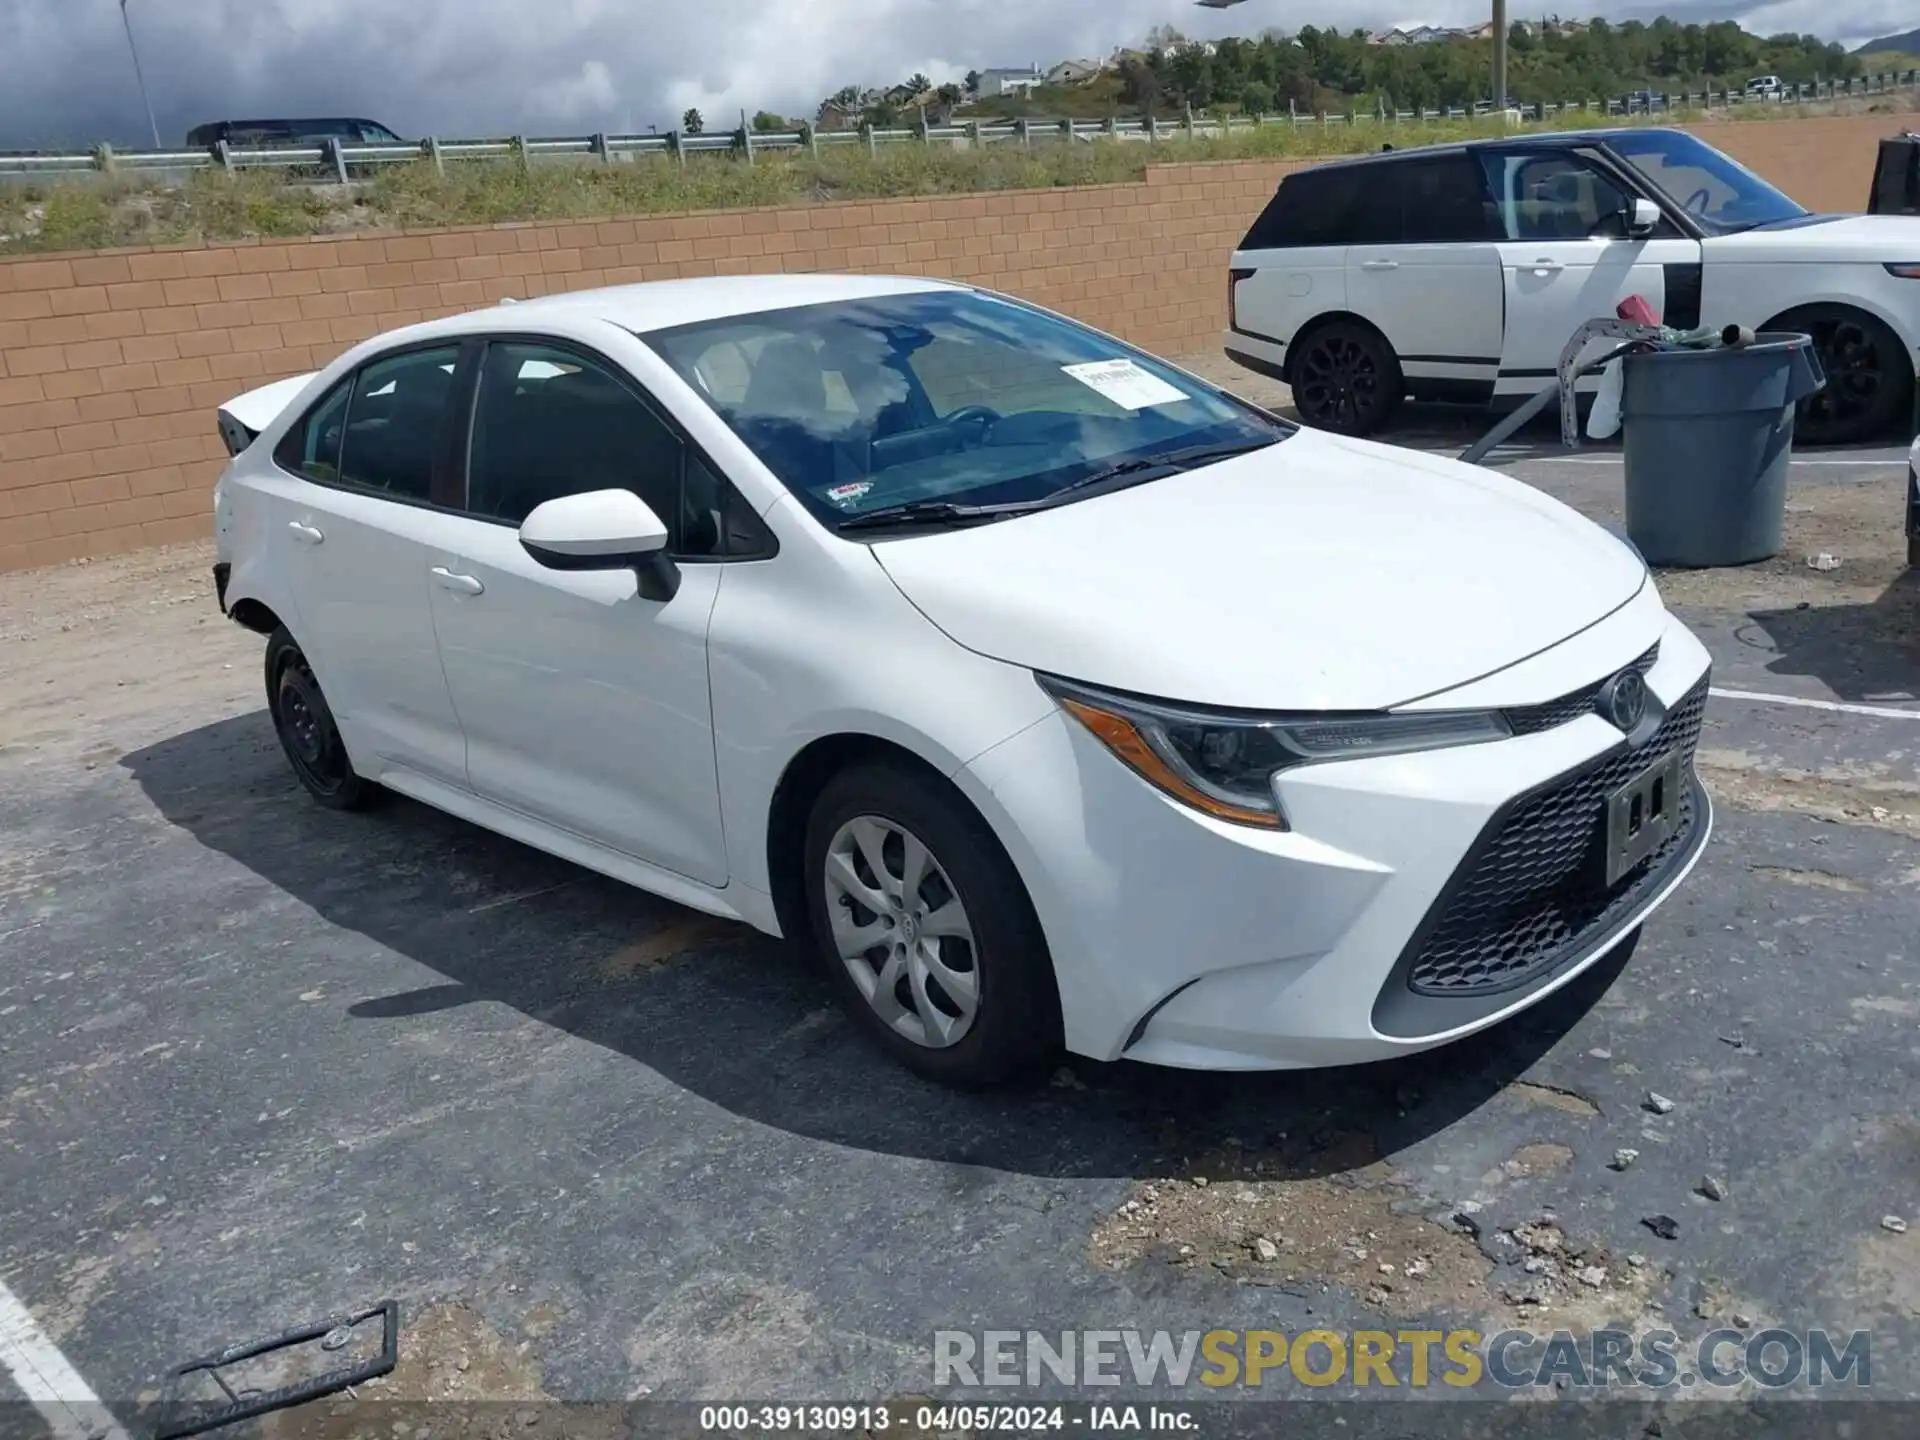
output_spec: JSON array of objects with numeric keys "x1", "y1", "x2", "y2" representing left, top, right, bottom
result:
[
  {"x1": 598, "y1": 913, "x2": 757, "y2": 981},
  {"x1": 1748, "y1": 865, "x2": 1870, "y2": 893},
  {"x1": 252, "y1": 1299, "x2": 628, "y2": 1440},
  {"x1": 1087, "y1": 1137, "x2": 1657, "y2": 1330},
  {"x1": 1501, "y1": 1143, "x2": 1574, "y2": 1179},
  {"x1": 1649, "y1": 476, "x2": 1919, "y2": 612},
  {"x1": 1697, "y1": 749, "x2": 1920, "y2": 839},
  {"x1": 0, "y1": 541, "x2": 258, "y2": 767},
  {"x1": 1508, "y1": 1081, "x2": 1601, "y2": 1119}
]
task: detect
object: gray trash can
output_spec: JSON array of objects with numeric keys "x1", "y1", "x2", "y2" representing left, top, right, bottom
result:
[{"x1": 1619, "y1": 331, "x2": 1826, "y2": 568}]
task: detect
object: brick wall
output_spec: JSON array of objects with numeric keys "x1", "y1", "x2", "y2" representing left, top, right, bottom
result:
[{"x1": 0, "y1": 113, "x2": 1894, "y2": 571}]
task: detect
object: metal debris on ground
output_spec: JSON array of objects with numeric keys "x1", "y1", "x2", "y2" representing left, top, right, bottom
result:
[
  {"x1": 1642, "y1": 1215, "x2": 1681, "y2": 1241},
  {"x1": 1807, "y1": 552, "x2": 1843, "y2": 571},
  {"x1": 1883, "y1": 1215, "x2": 1910, "y2": 1234},
  {"x1": 1643, "y1": 1092, "x2": 1677, "y2": 1115},
  {"x1": 1698, "y1": 1175, "x2": 1730, "y2": 1202},
  {"x1": 153, "y1": 1300, "x2": 400, "y2": 1440},
  {"x1": 1611, "y1": 1149, "x2": 1641, "y2": 1171}
]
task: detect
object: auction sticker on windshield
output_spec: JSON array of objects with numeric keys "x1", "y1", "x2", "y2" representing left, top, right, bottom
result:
[{"x1": 1062, "y1": 359, "x2": 1189, "y2": 411}]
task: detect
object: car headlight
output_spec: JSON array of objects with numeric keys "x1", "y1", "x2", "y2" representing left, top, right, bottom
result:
[{"x1": 1038, "y1": 674, "x2": 1512, "y2": 831}]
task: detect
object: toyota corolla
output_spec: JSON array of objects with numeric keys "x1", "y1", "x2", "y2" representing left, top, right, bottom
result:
[{"x1": 211, "y1": 273, "x2": 1713, "y2": 1085}]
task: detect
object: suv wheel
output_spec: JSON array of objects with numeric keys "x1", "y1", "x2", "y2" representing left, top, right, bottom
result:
[
  {"x1": 1776, "y1": 305, "x2": 1912, "y2": 447},
  {"x1": 1291, "y1": 320, "x2": 1403, "y2": 437},
  {"x1": 265, "y1": 627, "x2": 377, "y2": 811},
  {"x1": 802, "y1": 761, "x2": 1059, "y2": 1087}
]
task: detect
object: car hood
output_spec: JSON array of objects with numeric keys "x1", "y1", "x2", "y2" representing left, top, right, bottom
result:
[
  {"x1": 869, "y1": 430, "x2": 1648, "y2": 711},
  {"x1": 1709, "y1": 212, "x2": 1920, "y2": 261}
]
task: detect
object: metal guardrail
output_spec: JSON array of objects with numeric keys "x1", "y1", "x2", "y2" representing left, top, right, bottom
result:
[{"x1": 4, "y1": 71, "x2": 1916, "y2": 180}]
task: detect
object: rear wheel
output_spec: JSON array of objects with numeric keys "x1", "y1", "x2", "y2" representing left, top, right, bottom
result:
[
  {"x1": 802, "y1": 761, "x2": 1059, "y2": 1087},
  {"x1": 1290, "y1": 320, "x2": 1403, "y2": 437},
  {"x1": 265, "y1": 627, "x2": 377, "y2": 811},
  {"x1": 1773, "y1": 305, "x2": 1912, "y2": 447}
]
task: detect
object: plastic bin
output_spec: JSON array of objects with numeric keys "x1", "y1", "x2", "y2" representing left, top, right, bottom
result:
[{"x1": 1619, "y1": 331, "x2": 1826, "y2": 568}]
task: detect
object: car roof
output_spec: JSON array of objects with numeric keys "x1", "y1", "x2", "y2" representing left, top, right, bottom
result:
[
  {"x1": 1288, "y1": 125, "x2": 1683, "y2": 174},
  {"x1": 399, "y1": 273, "x2": 966, "y2": 341}
]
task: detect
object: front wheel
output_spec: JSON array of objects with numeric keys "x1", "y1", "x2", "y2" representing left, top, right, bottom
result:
[
  {"x1": 802, "y1": 761, "x2": 1060, "y2": 1087},
  {"x1": 265, "y1": 627, "x2": 378, "y2": 811},
  {"x1": 1290, "y1": 320, "x2": 1403, "y2": 437},
  {"x1": 1775, "y1": 305, "x2": 1912, "y2": 447}
]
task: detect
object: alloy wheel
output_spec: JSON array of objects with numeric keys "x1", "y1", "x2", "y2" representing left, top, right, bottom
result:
[
  {"x1": 1297, "y1": 332, "x2": 1384, "y2": 431},
  {"x1": 822, "y1": 815, "x2": 979, "y2": 1049},
  {"x1": 1802, "y1": 315, "x2": 1887, "y2": 435}
]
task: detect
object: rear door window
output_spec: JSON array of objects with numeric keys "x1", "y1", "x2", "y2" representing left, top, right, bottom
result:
[
  {"x1": 1239, "y1": 164, "x2": 1375, "y2": 250},
  {"x1": 339, "y1": 347, "x2": 461, "y2": 500},
  {"x1": 1399, "y1": 155, "x2": 1500, "y2": 242}
]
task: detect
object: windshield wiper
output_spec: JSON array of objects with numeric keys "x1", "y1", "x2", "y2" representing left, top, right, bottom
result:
[
  {"x1": 835, "y1": 437, "x2": 1282, "y2": 533},
  {"x1": 835, "y1": 498, "x2": 1039, "y2": 532},
  {"x1": 1036, "y1": 437, "x2": 1282, "y2": 508}
]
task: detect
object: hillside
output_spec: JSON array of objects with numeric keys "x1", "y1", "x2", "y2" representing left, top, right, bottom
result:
[{"x1": 1855, "y1": 28, "x2": 1920, "y2": 56}]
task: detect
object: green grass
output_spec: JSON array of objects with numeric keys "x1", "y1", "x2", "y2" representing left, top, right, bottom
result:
[{"x1": 0, "y1": 98, "x2": 1900, "y2": 256}]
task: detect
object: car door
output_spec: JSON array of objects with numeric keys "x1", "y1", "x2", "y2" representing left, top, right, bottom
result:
[
  {"x1": 266, "y1": 343, "x2": 470, "y2": 786},
  {"x1": 1344, "y1": 152, "x2": 1507, "y2": 403},
  {"x1": 425, "y1": 339, "x2": 737, "y2": 887},
  {"x1": 1477, "y1": 147, "x2": 1704, "y2": 393}
]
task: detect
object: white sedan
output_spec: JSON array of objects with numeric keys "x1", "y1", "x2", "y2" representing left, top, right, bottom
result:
[{"x1": 212, "y1": 273, "x2": 1714, "y2": 1085}]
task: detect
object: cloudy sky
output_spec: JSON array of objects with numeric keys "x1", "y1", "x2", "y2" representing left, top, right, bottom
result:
[{"x1": 0, "y1": 0, "x2": 1905, "y2": 151}]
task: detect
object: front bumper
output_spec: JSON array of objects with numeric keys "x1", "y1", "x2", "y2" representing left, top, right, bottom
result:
[{"x1": 962, "y1": 606, "x2": 1714, "y2": 1070}]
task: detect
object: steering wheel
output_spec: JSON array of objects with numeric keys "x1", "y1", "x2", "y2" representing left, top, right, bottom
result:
[
  {"x1": 1683, "y1": 186, "x2": 1712, "y2": 216},
  {"x1": 942, "y1": 405, "x2": 1002, "y2": 446}
]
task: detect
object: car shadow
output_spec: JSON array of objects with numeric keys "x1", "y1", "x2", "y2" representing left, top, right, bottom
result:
[
  {"x1": 122, "y1": 711, "x2": 1632, "y2": 1182},
  {"x1": 1745, "y1": 569, "x2": 1920, "y2": 702}
]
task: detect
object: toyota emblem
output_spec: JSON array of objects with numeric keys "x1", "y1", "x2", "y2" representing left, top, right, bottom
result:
[{"x1": 1597, "y1": 668, "x2": 1648, "y2": 733}]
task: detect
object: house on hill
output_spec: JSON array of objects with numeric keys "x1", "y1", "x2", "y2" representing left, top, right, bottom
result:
[
  {"x1": 975, "y1": 66, "x2": 1043, "y2": 98},
  {"x1": 1046, "y1": 58, "x2": 1105, "y2": 86}
]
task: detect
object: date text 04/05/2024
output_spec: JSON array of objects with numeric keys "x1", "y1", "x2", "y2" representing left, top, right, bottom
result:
[{"x1": 696, "y1": 1403, "x2": 1197, "y2": 1432}]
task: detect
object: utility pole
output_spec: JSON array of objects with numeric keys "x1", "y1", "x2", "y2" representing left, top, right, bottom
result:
[
  {"x1": 119, "y1": 0, "x2": 162, "y2": 148},
  {"x1": 1491, "y1": 0, "x2": 1509, "y2": 110}
]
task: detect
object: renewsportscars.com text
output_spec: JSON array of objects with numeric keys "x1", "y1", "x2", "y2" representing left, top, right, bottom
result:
[{"x1": 933, "y1": 1327, "x2": 1872, "y2": 1391}]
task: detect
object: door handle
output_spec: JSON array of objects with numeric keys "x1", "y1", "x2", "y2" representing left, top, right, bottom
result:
[
  {"x1": 287, "y1": 521, "x2": 324, "y2": 545},
  {"x1": 1359, "y1": 259, "x2": 1400, "y2": 272},
  {"x1": 1528, "y1": 259, "x2": 1565, "y2": 273},
  {"x1": 431, "y1": 567, "x2": 484, "y2": 596}
]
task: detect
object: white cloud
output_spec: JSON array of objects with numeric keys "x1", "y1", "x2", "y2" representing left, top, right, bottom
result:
[{"x1": 0, "y1": 0, "x2": 1900, "y2": 150}]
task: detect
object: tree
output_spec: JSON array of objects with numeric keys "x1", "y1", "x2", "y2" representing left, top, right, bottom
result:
[
  {"x1": 681, "y1": 107, "x2": 704, "y2": 134},
  {"x1": 905, "y1": 72, "x2": 932, "y2": 97},
  {"x1": 964, "y1": 69, "x2": 981, "y2": 95},
  {"x1": 751, "y1": 111, "x2": 786, "y2": 133},
  {"x1": 935, "y1": 82, "x2": 963, "y2": 106},
  {"x1": 1238, "y1": 80, "x2": 1276, "y2": 115}
]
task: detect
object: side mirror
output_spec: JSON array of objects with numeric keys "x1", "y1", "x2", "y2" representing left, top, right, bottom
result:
[
  {"x1": 519, "y1": 488, "x2": 680, "y2": 601},
  {"x1": 1626, "y1": 197, "x2": 1661, "y2": 237}
]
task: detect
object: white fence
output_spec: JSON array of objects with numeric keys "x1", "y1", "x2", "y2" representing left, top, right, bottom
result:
[{"x1": 3, "y1": 71, "x2": 1915, "y2": 181}]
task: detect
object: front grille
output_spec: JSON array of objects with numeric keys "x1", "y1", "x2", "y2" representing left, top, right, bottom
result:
[
  {"x1": 1404, "y1": 679, "x2": 1708, "y2": 997},
  {"x1": 1503, "y1": 643, "x2": 1660, "y2": 737}
]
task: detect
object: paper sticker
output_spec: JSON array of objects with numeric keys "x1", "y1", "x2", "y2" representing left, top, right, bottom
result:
[
  {"x1": 826, "y1": 481, "x2": 873, "y2": 507},
  {"x1": 1061, "y1": 359, "x2": 1190, "y2": 411}
]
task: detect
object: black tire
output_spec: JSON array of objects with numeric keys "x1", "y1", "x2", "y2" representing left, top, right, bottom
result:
[
  {"x1": 1289, "y1": 319, "x2": 1403, "y2": 437},
  {"x1": 802, "y1": 760, "x2": 1060, "y2": 1087},
  {"x1": 1772, "y1": 305, "x2": 1913, "y2": 447},
  {"x1": 264, "y1": 626, "x2": 378, "y2": 811}
]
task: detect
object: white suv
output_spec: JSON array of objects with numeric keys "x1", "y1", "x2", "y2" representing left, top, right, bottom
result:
[{"x1": 1225, "y1": 127, "x2": 1920, "y2": 445}]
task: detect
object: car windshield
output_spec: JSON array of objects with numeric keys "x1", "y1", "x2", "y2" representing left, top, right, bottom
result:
[
  {"x1": 1603, "y1": 129, "x2": 1808, "y2": 234},
  {"x1": 641, "y1": 289, "x2": 1291, "y2": 529}
]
